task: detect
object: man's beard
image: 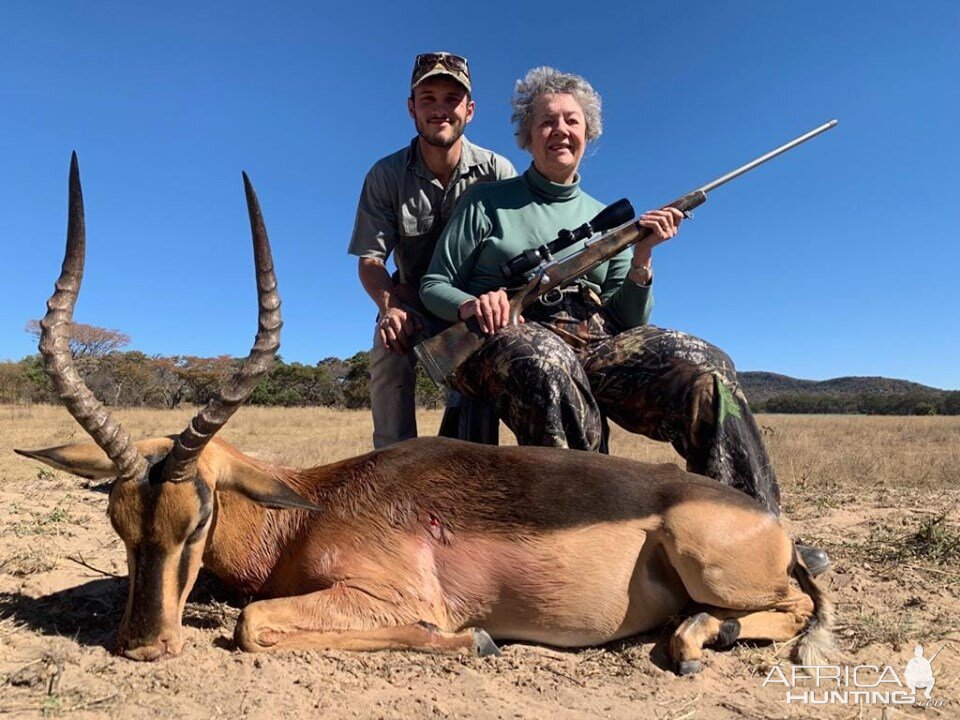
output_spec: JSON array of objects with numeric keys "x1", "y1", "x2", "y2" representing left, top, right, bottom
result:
[{"x1": 416, "y1": 118, "x2": 464, "y2": 149}]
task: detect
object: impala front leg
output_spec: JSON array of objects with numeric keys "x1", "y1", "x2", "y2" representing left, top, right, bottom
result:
[
  {"x1": 234, "y1": 585, "x2": 500, "y2": 657},
  {"x1": 669, "y1": 595, "x2": 815, "y2": 675}
]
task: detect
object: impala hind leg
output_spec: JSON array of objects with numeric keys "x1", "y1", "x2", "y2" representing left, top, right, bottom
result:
[{"x1": 234, "y1": 587, "x2": 499, "y2": 657}]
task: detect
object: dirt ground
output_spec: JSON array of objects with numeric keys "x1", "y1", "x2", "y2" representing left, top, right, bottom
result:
[{"x1": 1, "y1": 405, "x2": 958, "y2": 719}]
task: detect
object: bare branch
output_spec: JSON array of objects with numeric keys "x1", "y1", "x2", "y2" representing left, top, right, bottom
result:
[{"x1": 25, "y1": 319, "x2": 130, "y2": 358}]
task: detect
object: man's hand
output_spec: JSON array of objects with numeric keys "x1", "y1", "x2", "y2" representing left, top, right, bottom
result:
[
  {"x1": 358, "y1": 259, "x2": 423, "y2": 355},
  {"x1": 378, "y1": 306, "x2": 422, "y2": 354},
  {"x1": 458, "y1": 289, "x2": 523, "y2": 335}
]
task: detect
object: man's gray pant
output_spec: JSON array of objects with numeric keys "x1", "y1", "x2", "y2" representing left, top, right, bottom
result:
[{"x1": 369, "y1": 326, "x2": 418, "y2": 449}]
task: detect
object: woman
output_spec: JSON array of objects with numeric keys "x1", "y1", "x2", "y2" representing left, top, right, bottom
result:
[{"x1": 420, "y1": 67, "x2": 826, "y2": 573}]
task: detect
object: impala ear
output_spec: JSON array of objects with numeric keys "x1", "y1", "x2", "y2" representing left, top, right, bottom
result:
[
  {"x1": 14, "y1": 444, "x2": 118, "y2": 480},
  {"x1": 218, "y1": 464, "x2": 322, "y2": 512},
  {"x1": 15, "y1": 437, "x2": 175, "y2": 481}
]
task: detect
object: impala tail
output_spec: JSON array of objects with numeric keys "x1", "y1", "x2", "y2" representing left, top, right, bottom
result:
[{"x1": 792, "y1": 548, "x2": 837, "y2": 666}]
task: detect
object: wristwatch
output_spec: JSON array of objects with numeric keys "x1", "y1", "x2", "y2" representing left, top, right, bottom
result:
[{"x1": 629, "y1": 262, "x2": 653, "y2": 286}]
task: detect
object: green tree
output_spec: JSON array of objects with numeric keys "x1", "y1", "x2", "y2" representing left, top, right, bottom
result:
[
  {"x1": 342, "y1": 352, "x2": 371, "y2": 409},
  {"x1": 415, "y1": 364, "x2": 446, "y2": 409},
  {"x1": 174, "y1": 355, "x2": 239, "y2": 405},
  {"x1": 943, "y1": 392, "x2": 960, "y2": 415},
  {"x1": 85, "y1": 351, "x2": 164, "y2": 406},
  {"x1": 17, "y1": 355, "x2": 56, "y2": 403},
  {"x1": 0, "y1": 362, "x2": 35, "y2": 403}
]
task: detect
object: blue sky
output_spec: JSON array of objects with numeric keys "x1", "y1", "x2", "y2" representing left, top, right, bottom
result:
[{"x1": 2, "y1": 1, "x2": 958, "y2": 389}]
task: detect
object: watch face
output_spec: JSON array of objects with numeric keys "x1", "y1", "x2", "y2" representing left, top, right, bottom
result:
[{"x1": 632, "y1": 265, "x2": 651, "y2": 284}]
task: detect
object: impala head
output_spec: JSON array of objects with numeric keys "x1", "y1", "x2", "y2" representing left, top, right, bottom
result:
[{"x1": 15, "y1": 154, "x2": 317, "y2": 661}]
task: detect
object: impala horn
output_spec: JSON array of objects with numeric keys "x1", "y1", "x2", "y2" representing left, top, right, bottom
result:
[
  {"x1": 39, "y1": 153, "x2": 148, "y2": 483},
  {"x1": 161, "y1": 172, "x2": 282, "y2": 483}
]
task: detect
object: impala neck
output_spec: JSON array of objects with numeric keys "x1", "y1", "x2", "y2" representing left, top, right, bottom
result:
[{"x1": 201, "y1": 459, "x2": 322, "y2": 595}]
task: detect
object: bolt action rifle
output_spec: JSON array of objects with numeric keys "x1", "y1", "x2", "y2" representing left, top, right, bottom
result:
[{"x1": 415, "y1": 120, "x2": 838, "y2": 387}]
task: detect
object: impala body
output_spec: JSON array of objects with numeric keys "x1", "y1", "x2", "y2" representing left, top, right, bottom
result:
[{"x1": 16, "y1": 156, "x2": 834, "y2": 674}]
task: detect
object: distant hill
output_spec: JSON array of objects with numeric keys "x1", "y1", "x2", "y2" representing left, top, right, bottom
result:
[
  {"x1": 739, "y1": 372, "x2": 944, "y2": 403},
  {"x1": 738, "y1": 372, "x2": 957, "y2": 415}
]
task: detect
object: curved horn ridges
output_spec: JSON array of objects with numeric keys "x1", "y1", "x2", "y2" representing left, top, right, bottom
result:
[
  {"x1": 39, "y1": 153, "x2": 147, "y2": 482},
  {"x1": 163, "y1": 172, "x2": 282, "y2": 483}
]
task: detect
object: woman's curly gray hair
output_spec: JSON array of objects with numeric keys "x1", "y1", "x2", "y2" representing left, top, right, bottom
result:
[{"x1": 510, "y1": 67, "x2": 603, "y2": 151}]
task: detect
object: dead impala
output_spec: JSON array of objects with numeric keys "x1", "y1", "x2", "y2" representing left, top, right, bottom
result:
[{"x1": 16, "y1": 155, "x2": 834, "y2": 674}]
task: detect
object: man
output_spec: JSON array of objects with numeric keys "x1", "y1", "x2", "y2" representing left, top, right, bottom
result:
[{"x1": 348, "y1": 52, "x2": 517, "y2": 448}]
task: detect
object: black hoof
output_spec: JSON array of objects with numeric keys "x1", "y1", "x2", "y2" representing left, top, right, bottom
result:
[
  {"x1": 472, "y1": 629, "x2": 502, "y2": 657},
  {"x1": 796, "y1": 544, "x2": 831, "y2": 577},
  {"x1": 714, "y1": 618, "x2": 741, "y2": 650},
  {"x1": 677, "y1": 659, "x2": 703, "y2": 676}
]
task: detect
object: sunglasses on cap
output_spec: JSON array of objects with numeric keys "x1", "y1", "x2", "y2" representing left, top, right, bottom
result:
[
  {"x1": 413, "y1": 52, "x2": 469, "y2": 75},
  {"x1": 411, "y1": 52, "x2": 471, "y2": 90}
]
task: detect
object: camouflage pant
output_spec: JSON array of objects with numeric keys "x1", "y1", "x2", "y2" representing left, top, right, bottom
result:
[{"x1": 451, "y1": 287, "x2": 781, "y2": 514}]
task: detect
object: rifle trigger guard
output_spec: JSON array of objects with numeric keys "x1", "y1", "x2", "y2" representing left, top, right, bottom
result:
[{"x1": 540, "y1": 288, "x2": 564, "y2": 306}]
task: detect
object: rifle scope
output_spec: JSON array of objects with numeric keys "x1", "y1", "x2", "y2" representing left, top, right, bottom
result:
[{"x1": 499, "y1": 198, "x2": 635, "y2": 283}]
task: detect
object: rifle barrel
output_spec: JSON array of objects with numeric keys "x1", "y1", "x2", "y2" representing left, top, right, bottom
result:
[{"x1": 698, "y1": 120, "x2": 838, "y2": 195}]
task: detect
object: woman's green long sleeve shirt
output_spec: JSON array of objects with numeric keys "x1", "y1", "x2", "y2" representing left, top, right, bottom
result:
[{"x1": 420, "y1": 165, "x2": 653, "y2": 330}]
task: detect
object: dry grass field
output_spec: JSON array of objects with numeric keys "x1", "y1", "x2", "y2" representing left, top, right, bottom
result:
[{"x1": 1, "y1": 405, "x2": 959, "y2": 718}]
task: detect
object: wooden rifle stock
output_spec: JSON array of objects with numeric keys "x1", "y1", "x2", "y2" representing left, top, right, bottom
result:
[{"x1": 414, "y1": 120, "x2": 838, "y2": 387}]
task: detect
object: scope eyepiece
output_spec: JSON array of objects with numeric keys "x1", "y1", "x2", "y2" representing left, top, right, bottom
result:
[{"x1": 500, "y1": 247, "x2": 548, "y2": 282}]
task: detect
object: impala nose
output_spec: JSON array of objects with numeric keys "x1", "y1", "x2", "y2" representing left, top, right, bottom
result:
[{"x1": 118, "y1": 631, "x2": 184, "y2": 661}]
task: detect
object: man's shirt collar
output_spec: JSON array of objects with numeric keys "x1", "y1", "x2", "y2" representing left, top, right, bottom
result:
[{"x1": 406, "y1": 136, "x2": 481, "y2": 184}]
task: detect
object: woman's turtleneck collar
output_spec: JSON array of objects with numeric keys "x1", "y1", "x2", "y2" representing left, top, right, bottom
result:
[{"x1": 524, "y1": 163, "x2": 581, "y2": 202}]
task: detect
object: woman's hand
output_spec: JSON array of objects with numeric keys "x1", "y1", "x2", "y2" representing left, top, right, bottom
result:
[
  {"x1": 633, "y1": 207, "x2": 685, "y2": 266},
  {"x1": 458, "y1": 289, "x2": 523, "y2": 335}
]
